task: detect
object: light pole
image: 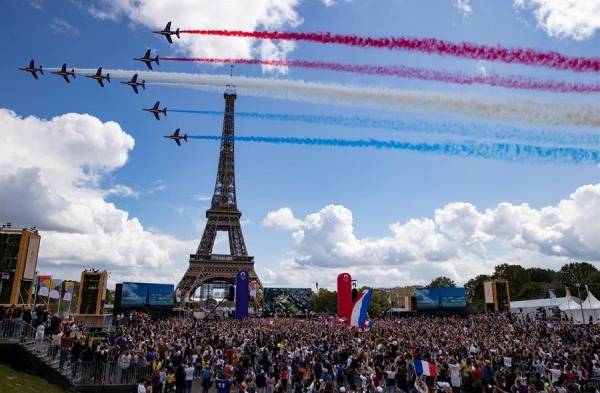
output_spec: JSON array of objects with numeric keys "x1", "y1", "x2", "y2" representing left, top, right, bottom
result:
[{"x1": 576, "y1": 283, "x2": 585, "y2": 323}]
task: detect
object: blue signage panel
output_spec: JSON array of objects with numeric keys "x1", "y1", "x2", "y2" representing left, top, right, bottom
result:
[
  {"x1": 416, "y1": 288, "x2": 440, "y2": 309},
  {"x1": 440, "y1": 287, "x2": 466, "y2": 308},
  {"x1": 121, "y1": 282, "x2": 174, "y2": 307}
]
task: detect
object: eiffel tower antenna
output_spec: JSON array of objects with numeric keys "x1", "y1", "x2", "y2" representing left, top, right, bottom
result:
[{"x1": 177, "y1": 87, "x2": 260, "y2": 300}]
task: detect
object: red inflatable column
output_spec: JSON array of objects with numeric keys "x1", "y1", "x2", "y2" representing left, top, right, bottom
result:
[{"x1": 337, "y1": 272, "x2": 352, "y2": 321}]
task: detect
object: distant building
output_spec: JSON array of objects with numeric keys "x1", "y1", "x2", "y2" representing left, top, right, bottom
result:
[
  {"x1": 385, "y1": 286, "x2": 418, "y2": 313},
  {"x1": 0, "y1": 224, "x2": 40, "y2": 305}
]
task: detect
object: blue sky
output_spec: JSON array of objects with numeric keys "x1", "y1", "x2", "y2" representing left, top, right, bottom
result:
[{"x1": 1, "y1": 0, "x2": 600, "y2": 289}]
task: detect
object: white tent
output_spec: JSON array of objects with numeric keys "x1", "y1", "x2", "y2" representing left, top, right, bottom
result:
[
  {"x1": 511, "y1": 296, "x2": 579, "y2": 315},
  {"x1": 560, "y1": 292, "x2": 600, "y2": 324}
]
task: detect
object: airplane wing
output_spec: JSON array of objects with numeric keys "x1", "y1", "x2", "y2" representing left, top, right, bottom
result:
[
  {"x1": 131, "y1": 74, "x2": 138, "y2": 82},
  {"x1": 174, "y1": 129, "x2": 180, "y2": 137},
  {"x1": 96, "y1": 67, "x2": 102, "y2": 76},
  {"x1": 132, "y1": 85, "x2": 139, "y2": 94},
  {"x1": 175, "y1": 138, "x2": 181, "y2": 146},
  {"x1": 61, "y1": 64, "x2": 67, "y2": 72},
  {"x1": 165, "y1": 22, "x2": 171, "y2": 31},
  {"x1": 166, "y1": 35, "x2": 173, "y2": 43},
  {"x1": 29, "y1": 60, "x2": 34, "y2": 68},
  {"x1": 145, "y1": 49, "x2": 151, "y2": 58},
  {"x1": 62, "y1": 75, "x2": 70, "y2": 83},
  {"x1": 32, "y1": 72, "x2": 39, "y2": 80},
  {"x1": 146, "y1": 62, "x2": 153, "y2": 70},
  {"x1": 153, "y1": 112, "x2": 160, "y2": 120},
  {"x1": 153, "y1": 101, "x2": 160, "y2": 109},
  {"x1": 98, "y1": 79, "x2": 104, "y2": 87}
]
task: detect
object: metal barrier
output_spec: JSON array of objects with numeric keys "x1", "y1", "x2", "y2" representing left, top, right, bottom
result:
[{"x1": 0, "y1": 319, "x2": 151, "y2": 386}]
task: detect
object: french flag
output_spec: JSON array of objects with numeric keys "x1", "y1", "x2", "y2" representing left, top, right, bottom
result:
[
  {"x1": 414, "y1": 359, "x2": 437, "y2": 377},
  {"x1": 350, "y1": 288, "x2": 372, "y2": 328}
]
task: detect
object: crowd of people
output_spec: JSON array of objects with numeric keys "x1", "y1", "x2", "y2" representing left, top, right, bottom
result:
[{"x1": 1, "y1": 305, "x2": 600, "y2": 393}]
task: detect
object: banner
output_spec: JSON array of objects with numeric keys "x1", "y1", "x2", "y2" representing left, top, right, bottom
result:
[
  {"x1": 350, "y1": 288, "x2": 372, "y2": 328},
  {"x1": 337, "y1": 273, "x2": 352, "y2": 321},
  {"x1": 37, "y1": 275, "x2": 52, "y2": 297},
  {"x1": 63, "y1": 281, "x2": 75, "y2": 301},
  {"x1": 49, "y1": 279, "x2": 63, "y2": 299},
  {"x1": 484, "y1": 281, "x2": 494, "y2": 304},
  {"x1": 235, "y1": 271, "x2": 249, "y2": 319}
]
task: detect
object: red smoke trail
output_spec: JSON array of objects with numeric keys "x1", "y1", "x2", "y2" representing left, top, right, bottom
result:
[
  {"x1": 160, "y1": 57, "x2": 600, "y2": 94},
  {"x1": 178, "y1": 29, "x2": 600, "y2": 73}
]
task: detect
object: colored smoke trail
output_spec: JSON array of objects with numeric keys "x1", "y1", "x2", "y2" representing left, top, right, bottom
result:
[
  {"x1": 53, "y1": 68, "x2": 600, "y2": 127},
  {"x1": 178, "y1": 30, "x2": 600, "y2": 73},
  {"x1": 161, "y1": 57, "x2": 600, "y2": 94},
  {"x1": 169, "y1": 109, "x2": 600, "y2": 146},
  {"x1": 188, "y1": 135, "x2": 600, "y2": 165}
]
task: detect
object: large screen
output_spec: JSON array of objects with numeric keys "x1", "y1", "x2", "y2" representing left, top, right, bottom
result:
[
  {"x1": 264, "y1": 288, "x2": 312, "y2": 315},
  {"x1": 416, "y1": 288, "x2": 440, "y2": 309},
  {"x1": 121, "y1": 282, "x2": 174, "y2": 307},
  {"x1": 440, "y1": 287, "x2": 466, "y2": 308}
]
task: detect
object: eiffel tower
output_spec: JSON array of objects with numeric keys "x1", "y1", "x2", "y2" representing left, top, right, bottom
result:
[{"x1": 177, "y1": 85, "x2": 260, "y2": 296}]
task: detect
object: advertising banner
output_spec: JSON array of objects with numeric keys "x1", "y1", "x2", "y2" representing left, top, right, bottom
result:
[
  {"x1": 235, "y1": 271, "x2": 249, "y2": 319},
  {"x1": 484, "y1": 281, "x2": 494, "y2": 304},
  {"x1": 37, "y1": 275, "x2": 52, "y2": 297},
  {"x1": 337, "y1": 272, "x2": 352, "y2": 320}
]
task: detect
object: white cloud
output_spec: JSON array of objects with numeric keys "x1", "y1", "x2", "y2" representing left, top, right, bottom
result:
[
  {"x1": 86, "y1": 0, "x2": 303, "y2": 74},
  {"x1": 50, "y1": 17, "x2": 80, "y2": 35},
  {"x1": 454, "y1": 0, "x2": 473, "y2": 17},
  {"x1": 321, "y1": 0, "x2": 351, "y2": 7},
  {"x1": 514, "y1": 0, "x2": 600, "y2": 41},
  {"x1": 0, "y1": 109, "x2": 195, "y2": 283},
  {"x1": 106, "y1": 184, "x2": 139, "y2": 198},
  {"x1": 263, "y1": 184, "x2": 600, "y2": 287},
  {"x1": 263, "y1": 207, "x2": 303, "y2": 230}
]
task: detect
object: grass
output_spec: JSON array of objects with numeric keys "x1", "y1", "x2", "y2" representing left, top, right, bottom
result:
[{"x1": 0, "y1": 363, "x2": 67, "y2": 393}]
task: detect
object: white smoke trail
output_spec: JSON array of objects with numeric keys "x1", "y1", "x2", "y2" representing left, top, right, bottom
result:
[{"x1": 49, "y1": 68, "x2": 600, "y2": 127}]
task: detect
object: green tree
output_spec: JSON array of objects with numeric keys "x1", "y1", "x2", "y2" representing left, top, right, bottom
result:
[
  {"x1": 310, "y1": 288, "x2": 337, "y2": 314},
  {"x1": 367, "y1": 289, "x2": 391, "y2": 318},
  {"x1": 559, "y1": 262, "x2": 598, "y2": 291},
  {"x1": 464, "y1": 274, "x2": 491, "y2": 313},
  {"x1": 427, "y1": 276, "x2": 456, "y2": 288}
]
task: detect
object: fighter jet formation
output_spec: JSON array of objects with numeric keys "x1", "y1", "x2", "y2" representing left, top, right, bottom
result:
[
  {"x1": 18, "y1": 60, "x2": 43, "y2": 79},
  {"x1": 19, "y1": 22, "x2": 192, "y2": 147},
  {"x1": 143, "y1": 101, "x2": 167, "y2": 120},
  {"x1": 153, "y1": 22, "x2": 180, "y2": 44},
  {"x1": 51, "y1": 63, "x2": 76, "y2": 83},
  {"x1": 120, "y1": 74, "x2": 146, "y2": 94},
  {"x1": 85, "y1": 67, "x2": 111, "y2": 87},
  {"x1": 134, "y1": 49, "x2": 160, "y2": 70},
  {"x1": 164, "y1": 128, "x2": 188, "y2": 146}
]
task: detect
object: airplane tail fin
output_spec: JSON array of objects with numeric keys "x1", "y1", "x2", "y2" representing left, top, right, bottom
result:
[
  {"x1": 155, "y1": 56, "x2": 160, "y2": 65},
  {"x1": 164, "y1": 108, "x2": 167, "y2": 116},
  {"x1": 40, "y1": 66, "x2": 44, "y2": 75},
  {"x1": 176, "y1": 28, "x2": 180, "y2": 39},
  {"x1": 71, "y1": 69, "x2": 76, "y2": 78},
  {"x1": 106, "y1": 73, "x2": 111, "y2": 83},
  {"x1": 141, "y1": 80, "x2": 146, "y2": 89},
  {"x1": 183, "y1": 134, "x2": 188, "y2": 142}
]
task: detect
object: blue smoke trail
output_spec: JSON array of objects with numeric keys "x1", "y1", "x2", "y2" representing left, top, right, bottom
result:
[
  {"x1": 170, "y1": 109, "x2": 600, "y2": 147},
  {"x1": 188, "y1": 135, "x2": 600, "y2": 165}
]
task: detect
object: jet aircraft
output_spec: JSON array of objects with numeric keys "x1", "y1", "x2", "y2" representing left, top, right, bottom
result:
[
  {"x1": 164, "y1": 128, "x2": 188, "y2": 146},
  {"x1": 18, "y1": 60, "x2": 43, "y2": 79},
  {"x1": 153, "y1": 21, "x2": 180, "y2": 43},
  {"x1": 51, "y1": 63, "x2": 76, "y2": 83},
  {"x1": 120, "y1": 73, "x2": 145, "y2": 94},
  {"x1": 134, "y1": 49, "x2": 160, "y2": 70},
  {"x1": 85, "y1": 67, "x2": 111, "y2": 87},
  {"x1": 143, "y1": 101, "x2": 167, "y2": 120}
]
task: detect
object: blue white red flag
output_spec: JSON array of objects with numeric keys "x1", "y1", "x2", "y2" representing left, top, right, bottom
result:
[
  {"x1": 414, "y1": 359, "x2": 437, "y2": 377},
  {"x1": 350, "y1": 288, "x2": 372, "y2": 328}
]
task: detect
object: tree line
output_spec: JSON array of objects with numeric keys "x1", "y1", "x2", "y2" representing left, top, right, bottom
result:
[{"x1": 309, "y1": 262, "x2": 600, "y2": 316}]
